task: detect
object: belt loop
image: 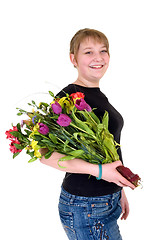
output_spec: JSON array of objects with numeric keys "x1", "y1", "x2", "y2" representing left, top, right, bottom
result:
[{"x1": 70, "y1": 195, "x2": 75, "y2": 204}]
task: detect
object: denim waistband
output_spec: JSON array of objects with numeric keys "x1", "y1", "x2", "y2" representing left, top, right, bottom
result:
[{"x1": 60, "y1": 186, "x2": 121, "y2": 203}]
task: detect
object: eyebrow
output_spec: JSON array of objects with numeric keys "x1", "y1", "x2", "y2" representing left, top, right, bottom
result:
[{"x1": 83, "y1": 46, "x2": 107, "y2": 51}]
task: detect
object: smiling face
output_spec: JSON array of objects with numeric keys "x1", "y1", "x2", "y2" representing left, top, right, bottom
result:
[{"x1": 70, "y1": 38, "x2": 110, "y2": 87}]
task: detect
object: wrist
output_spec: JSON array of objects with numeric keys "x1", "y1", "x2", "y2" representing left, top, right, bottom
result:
[
  {"x1": 88, "y1": 163, "x2": 99, "y2": 178},
  {"x1": 96, "y1": 164, "x2": 102, "y2": 180}
]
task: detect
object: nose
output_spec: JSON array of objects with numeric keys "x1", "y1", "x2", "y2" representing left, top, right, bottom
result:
[{"x1": 93, "y1": 52, "x2": 103, "y2": 62}]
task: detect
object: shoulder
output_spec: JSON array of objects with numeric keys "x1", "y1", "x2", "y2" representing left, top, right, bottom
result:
[{"x1": 56, "y1": 84, "x2": 76, "y2": 97}]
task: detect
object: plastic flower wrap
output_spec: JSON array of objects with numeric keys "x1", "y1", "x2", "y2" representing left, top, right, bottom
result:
[{"x1": 5, "y1": 91, "x2": 141, "y2": 187}]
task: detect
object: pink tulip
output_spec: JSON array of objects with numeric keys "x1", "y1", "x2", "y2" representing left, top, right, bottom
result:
[
  {"x1": 57, "y1": 114, "x2": 72, "y2": 127},
  {"x1": 75, "y1": 98, "x2": 92, "y2": 112},
  {"x1": 52, "y1": 102, "x2": 62, "y2": 115}
]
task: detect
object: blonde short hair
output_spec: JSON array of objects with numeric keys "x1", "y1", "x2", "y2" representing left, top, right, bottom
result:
[{"x1": 70, "y1": 28, "x2": 110, "y2": 61}]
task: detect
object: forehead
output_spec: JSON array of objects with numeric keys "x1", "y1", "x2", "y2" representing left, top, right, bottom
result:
[{"x1": 79, "y1": 37, "x2": 106, "y2": 50}]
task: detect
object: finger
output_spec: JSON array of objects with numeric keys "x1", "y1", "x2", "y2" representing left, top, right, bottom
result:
[
  {"x1": 120, "y1": 204, "x2": 129, "y2": 220},
  {"x1": 120, "y1": 202, "x2": 125, "y2": 220},
  {"x1": 118, "y1": 174, "x2": 136, "y2": 190},
  {"x1": 121, "y1": 212, "x2": 127, "y2": 220},
  {"x1": 121, "y1": 212, "x2": 125, "y2": 220},
  {"x1": 121, "y1": 207, "x2": 129, "y2": 220}
]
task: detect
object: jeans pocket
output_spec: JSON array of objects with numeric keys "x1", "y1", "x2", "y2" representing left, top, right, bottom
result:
[
  {"x1": 91, "y1": 202, "x2": 113, "y2": 217},
  {"x1": 58, "y1": 206, "x2": 77, "y2": 239}
]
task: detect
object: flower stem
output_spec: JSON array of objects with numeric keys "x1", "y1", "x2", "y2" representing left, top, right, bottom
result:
[{"x1": 70, "y1": 122, "x2": 89, "y2": 134}]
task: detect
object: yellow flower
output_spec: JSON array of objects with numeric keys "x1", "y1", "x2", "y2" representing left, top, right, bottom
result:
[
  {"x1": 31, "y1": 140, "x2": 38, "y2": 149},
  {"x1": 29, "y1": 123, "x2": 39, "y2": 139},
  {"x1": 58, "y1": 97, "x2": 74, "y2": 114},
  {"x1": 34, "y1": 150, "x2": 41, "y2": 158},
  {"x1": 31, "y1": 140, "x2": 41, "y2": 158}
]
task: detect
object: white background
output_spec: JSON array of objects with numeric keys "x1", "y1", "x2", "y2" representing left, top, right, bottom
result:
[{"x1": 0, "y1": 0, "x2": 159, "y2": 239}]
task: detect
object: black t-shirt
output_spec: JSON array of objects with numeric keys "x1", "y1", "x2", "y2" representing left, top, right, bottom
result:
[{"x1": 57, "y1": 84, "x2": 124, "y2": 196}]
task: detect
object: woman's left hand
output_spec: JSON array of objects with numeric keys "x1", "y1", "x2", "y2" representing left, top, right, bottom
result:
[{"x1": 120, "y1": 189, "x2": 130, "y2": 220}]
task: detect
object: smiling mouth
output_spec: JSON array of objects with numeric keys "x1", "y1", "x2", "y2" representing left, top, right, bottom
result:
[{"x1": 89, "y1": 65, "x2": 104, "y2": 69}]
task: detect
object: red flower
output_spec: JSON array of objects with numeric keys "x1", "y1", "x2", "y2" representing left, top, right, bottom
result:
[
  {"x1": 5, "y1": 126, "x2": 18, "y2": 139},
  {"x1": 9, "y1": 138, "x2": 22, "y2": 153},
  {"x1": 70, "y1": 92, "x2": 85, "y2": 100}
]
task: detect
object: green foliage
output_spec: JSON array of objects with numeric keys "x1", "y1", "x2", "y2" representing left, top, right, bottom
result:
[
  {"x1": 7, "y1": 90, "x2": 121, "y2": 167},
  {"x1": 49, "y1": 91, "x2": 54, "y2": 98}
]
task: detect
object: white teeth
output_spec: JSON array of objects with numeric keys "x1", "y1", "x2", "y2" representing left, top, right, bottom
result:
[{"x1": 90, "y1": 65, "x2": 103, "y2": 69}]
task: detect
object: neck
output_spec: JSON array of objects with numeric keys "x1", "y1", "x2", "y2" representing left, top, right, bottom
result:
[{"x1": 73, "y1": 78, "x2": 100, "y2": 88}]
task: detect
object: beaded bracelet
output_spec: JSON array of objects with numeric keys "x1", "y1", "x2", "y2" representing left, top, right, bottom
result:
[{"x1": 96, "y1": 164, "x2": 102, "y2": 180}]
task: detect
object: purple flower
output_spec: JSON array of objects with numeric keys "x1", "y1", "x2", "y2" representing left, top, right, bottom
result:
[
  {"x1": 57, "y1": 114, "x2": 72, "y2": 127},
  {"x1": 38, "y1": 123, "x2": 49, "y2": 135},
  {"x1": 52, "y1": 102, "x2": 62, "y2": 114},
  {"x1": 75, "y1": 98, "x2": 92, "y2": 112}
]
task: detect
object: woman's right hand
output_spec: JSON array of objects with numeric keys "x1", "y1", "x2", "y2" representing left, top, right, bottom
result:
[{"x1": 101, "y1": 161, "x2": 135, "y2": 190}]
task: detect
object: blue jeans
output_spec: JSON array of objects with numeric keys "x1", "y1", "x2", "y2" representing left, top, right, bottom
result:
[{"x1": 58, "y1": 187, "x2": 123, "y2": 240}]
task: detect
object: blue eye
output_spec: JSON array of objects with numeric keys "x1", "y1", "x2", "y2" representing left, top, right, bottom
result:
[{"x1": 101, "y1": 50, "x2": 107, "y2": 53}]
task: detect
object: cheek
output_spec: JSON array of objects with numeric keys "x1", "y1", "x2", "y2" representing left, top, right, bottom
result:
[
  {"x1": 77, "y1": 57, "x2": 90, "y2": 70},
  {"x1": 105, "y1": 54, "x2": 110, "y2": 64}
]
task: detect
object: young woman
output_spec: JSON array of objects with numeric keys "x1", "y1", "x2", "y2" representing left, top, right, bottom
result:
[{"x1": 40, "y1": 28, "x2": 135, "y2": 240}]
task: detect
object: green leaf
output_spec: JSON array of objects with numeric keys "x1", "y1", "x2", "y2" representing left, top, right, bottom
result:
[
  {"x1": 10, "y1": 131, "x2": 23, "y2": 139},
  {"x1": 13, "y1": 152, "x2": 21, "y2": 159},
  {"x1": 40, "y1": 102, "x2": 49, "y2": 108},
  {"x1": 89, "y1": 111, "x2": 100, "y2": 124},
  {"x1": 26, "y1": 150, "x2": 34, "y2": 158},
  {"x1": 16, "y1": 123, "x2": 22, "y2": 132},
  {"x1": 41, "y1": 139, "x2": 55, "y2": 147},
  {"x1": 58, "y1": 150, "x2": 84, "y2": 168},
  {"x1": 77, "y1": 110, "x2": 99, "y2": 132},
  {"x1": 59, "y1": 155, "x2": 75, "y2": 161},
  {"x1": 13, "y1": 143, "x2": 24, "y2": 150},
  {"x1": 68, "y1": 149, "x2": 84, "y2": 157},
  {"x1": 16, "y1": 108, "x2": 27, "y2": 114},
  {"x1": 24, "y1": 129, "x2": 32, "y2": 136},
  {"x1": 63, "y1": 140, "x2": 69, "y2": 152},
  {"x1": 78, "y1": 110, "x2": 100, "y2": 125},
  {"x1": 49, "y1": 91, "x2": 54, "y2": 98},
  {"x1": 32, "y1": 100, "x2": 36, "y2": 105},
  {"x1": 44, "y1": 151, "x2": 53, "y2": 159},
  {"x1": 17, "y1": 112, "x2": 23, "y2": 116},
  {"x1": 71, "y1": 108, "x2": 95, "y2": 136},
  {"x1": 28, "y1": 157, "x2": 38, "y2": 163},
  {"x1": 102, "y1": 111, "x2": 109, "y2": 130},
  {"x1": 49, "y1": 133, "x2": 57, "y2": 143},
  {"x1": 33, "y1": 134, "x2": 43, "y2": 141},
  {"x1": 73, "y1": 132, "x2": 89, "y2": 141}
]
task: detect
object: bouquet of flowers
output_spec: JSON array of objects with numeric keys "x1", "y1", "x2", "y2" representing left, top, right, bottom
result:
[{"x1": 5, "y1": 91, "x2": 141, "y2": 187}]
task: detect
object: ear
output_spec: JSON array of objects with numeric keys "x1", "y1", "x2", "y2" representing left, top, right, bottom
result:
[{"x1": 70, "y1": 54, "x2": 78, "y2": 67}]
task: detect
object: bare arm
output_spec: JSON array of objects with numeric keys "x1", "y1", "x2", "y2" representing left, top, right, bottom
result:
[{"x1": 40, "y1": 149, "x2": 135, "y2": 190}]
